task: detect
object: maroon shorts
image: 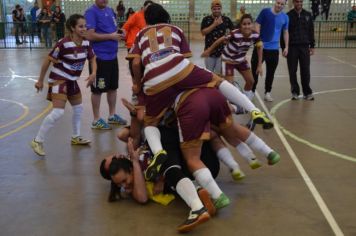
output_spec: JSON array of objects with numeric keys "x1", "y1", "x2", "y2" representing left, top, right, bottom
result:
[
  {"x1": 144, "y1": 65, "x2": 221, "y2": 125},
  {"x1": 222, "y1": 60, "x2": 250, "y2": 78},
  {"x1": 47, "y1": 80, "x2": 81, "y2": 102},
  {"x1": 175, "y1": 88, "x2": 233, "y2": 149}
]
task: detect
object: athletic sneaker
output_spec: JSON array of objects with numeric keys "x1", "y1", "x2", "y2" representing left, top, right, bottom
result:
[
  {"x1": 304, "y1": 94, "x2": 315, "y2": 101},
  {"x1": 108, "y1": 114, "x2": 127, "y2": 125},
  {"x1": 251, "y1": 110, "x2": 274, "y2": 129},
  {"x1": 91, "y1": 118, "x2": 111, "y2": 130},
  {"x1": 71, "y1": 136, "x2": 91, "y2": 145},
  {"x1": 264, "y1": 92, "x2": 274, "y2": 102},
  {"x1": 249, "y1": 159, "x2": 262, "y2": 169},
  {"x1": 213, "y1": 193, "x2": 230, "y2": 209},
  {"x1": 144, "y1": 150, "x2": 168, "y2": 181},
  {"x1": 198, "y1": 188, "x2": 216, "y2": 217},
  {"x1": 231, "y1": 169, "x2": 246, "y2": 181},
  {"x1": 177, "y1": 207, "x2": 210, "y2": 233},
  {"x1": 267, "y1": 151, "x2": 280, "y2": 165},
  {"x1": 291, "y1": 93, "x2": 299, "y2": 100},
  {"x1": 30, "y1": 139, "x2": 45, "y2": 156}
]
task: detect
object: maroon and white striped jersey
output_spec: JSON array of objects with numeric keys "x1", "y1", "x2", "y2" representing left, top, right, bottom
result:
[
  {"x1": 48, "y1": 37, "x2": 95, "y2": 81},
  {"x1": 127, "y1": 23, "x2": 193, "y2": 95},
  {"x1": 222, "y1": 29, "x2": 262, "y2": 64}
]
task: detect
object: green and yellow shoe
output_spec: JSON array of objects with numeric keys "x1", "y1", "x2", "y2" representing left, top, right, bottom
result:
[
  {"x1": 144, "y1": 150, "x2": 168, "y2": 181},
  {"x1": 213, "y1": 193, "x2": 230, "y2": 210},
  {"x1": 251, "y1": 110, "x2": 274, "y2": 129},
  {"x1": 267, "y1": 151, "x2": 280, "y2": 165}
]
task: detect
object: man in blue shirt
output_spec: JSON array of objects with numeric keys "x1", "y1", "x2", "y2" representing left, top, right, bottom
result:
[
  {"x1": 85, "y1": 0, "x2": 127, "y2": 130},
  {"x1": 251, "y1": 0, "x2": 289, "y2": 102}
]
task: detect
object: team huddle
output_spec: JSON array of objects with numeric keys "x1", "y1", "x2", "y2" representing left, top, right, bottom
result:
[{"x1": 29, "y1": 0, "x2": 315, "y2": 233}]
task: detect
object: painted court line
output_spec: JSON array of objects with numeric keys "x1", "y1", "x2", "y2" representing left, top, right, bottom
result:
[
  {"x1": 255, "y1": 92, "x2": 344, "y2": 236},
  {"x1": 328, "y1": 56, "x2": 356, "y2": 69},
  {"x1": 0, "y1": 99, "x2": 29, "y2": 129},
  {"x1": 270, "y1": 88, "x2": 356, "y2": 164},
  {"x1": 0, "y1": 103, "x2": 52, "y2": 140}
]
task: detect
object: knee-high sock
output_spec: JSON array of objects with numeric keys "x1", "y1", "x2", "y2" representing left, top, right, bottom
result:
[
  {"x1": 245, "y1": 132, "x2": 273, "y2": 157},
  {"x1": 176, "y1": 178, "x2": 204, "y2": 212},
  {"x1": 236, "y1": 142, "x2": 257, "y2": 163},
  {"x1": 144, "y1": 126, "x2": 163, "y2": 154},
  {"x1": 193, "y1": 168, "x2": 222, "y2": 200},
  {"x1": 216, "y1": 147, "x2": 240, "y2": 171},
  {"x1": 35, "y1": 108, "x2": 64, "y2": 142},
  {"x1": 218, "y1": 80, "x2": 259, "y2": 112},
  {"x1": 72, "y1": 104, "x2": 83, "y2": 138}
]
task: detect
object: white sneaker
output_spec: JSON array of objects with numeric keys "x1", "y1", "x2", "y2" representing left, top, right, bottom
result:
[{"x1": 264, "y1": 92, "x2": 274, "y2": 102}]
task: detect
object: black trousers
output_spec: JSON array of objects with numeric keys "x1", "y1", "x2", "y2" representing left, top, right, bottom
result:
[
  {"x1": 287, "y1": 46, "x2": 313, "y2": 96},
  {"x1": 251, "y1": 48, "x2": 279, "y2": 93}
]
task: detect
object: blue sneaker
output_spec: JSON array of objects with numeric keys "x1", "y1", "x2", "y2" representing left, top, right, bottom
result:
[
  {"x1": 108, "y1": 114, "x2": 127, "y2": 125},
  {"x1": 91, "y1": 118, "x2": 111, "y2": 130}
]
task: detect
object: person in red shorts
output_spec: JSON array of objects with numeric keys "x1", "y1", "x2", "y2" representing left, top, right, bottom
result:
[
  {"x1": 127, "y1": 3, "x2": 280, "y2": 211},
  {"x1": 30, "y1": 14, "x2": 97, "y2": 156}
]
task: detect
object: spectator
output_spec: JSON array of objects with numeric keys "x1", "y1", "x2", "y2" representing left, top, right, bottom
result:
[
  {"x1": 12, "y1": 4, "x2": 21, "y2": 45},
  {"x1": 251, "y1": 0, "x2": 289, "y2": 102},
  {"x1": 284, "y1": 0, "x2": 315, "y2": 101},
  {"x1": 347, "y1": 5, "x2": 356, "y2": 29},
  {"x1": 30, "y1": 2, "x2": 41, "y2": 43},
  {"x1": 18, "y1": 8, "x2": 28, "y2": 43},
  {"x1": 122, "y1": 1, "x2": 153, "y2": 77},
  {"x1": 311, "y1": 0, "x2": 320, "y2": 20},
  {"x1": 235, "y1": 5, "x2": 247, "y2": 27},
  {"x1": 52, "y1": 6, "x2": 66, "y2": 41},
  {"x1": 125, "y1": 7, "x2": 135, "y2": 20},
  {"x1": 38, "y1": 8, "x2": 52, "y2": 48},
  {"x1": 116, "y1": 1, "x2": 125, "y2": 21},
  {"x1": 85, "y1": 0, "x2": 127, "y2": 130},
  {"x1": 201, "y1": 0, "x2": 234, "y2": 75}
]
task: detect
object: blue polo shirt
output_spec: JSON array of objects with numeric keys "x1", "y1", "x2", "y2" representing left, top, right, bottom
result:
[
  {"x1": 256, "y1": 8, "x2": 289, "y2": 50},
  {"x1": 85, "y1": 4, "x2": 118, "y2": 60}
]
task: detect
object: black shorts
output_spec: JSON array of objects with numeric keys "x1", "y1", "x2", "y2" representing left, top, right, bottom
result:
[
  {"x1": 160, "y1": 126, "x2": 220, "y2": 179},
  {"x1": 90, "y1": 57, "x2": 119, "y2": 94}
]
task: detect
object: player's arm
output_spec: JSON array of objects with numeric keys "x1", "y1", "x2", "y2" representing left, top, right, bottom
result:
[
  {"x1": 282, "y1": 29, "x2": 289, "y2": 57},
  {"x1": 201, "y1": 35, "x2": 227, "y2": 57},
  {"x1": 128, "y1": 138, "x2": 148, "y2": 204},
  {"x1": 255, "y1": 41, "x2": 263, "y2": 76},
  {"x1": 86, "y1": 56, "x2": 97, "y2": 88},
  {"x1": 132, "y1": 57, "x2": 143, "y2": 94},
  {"x1": 35, "y1": 57, "x2": 51, "y2": 92}
]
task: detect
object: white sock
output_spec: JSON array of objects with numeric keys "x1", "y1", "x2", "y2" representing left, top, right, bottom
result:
[
  {"x1": 72, "y1": 104, "x2": 83, "y2": 138},
  {"x1": 193, "y1": 168, "x2": 222, "y2": 199},
  {"x1": 245, "y1": 132, "x2": 273, "y2": 157},
  {"x1": 35, "y1": 108, "x2": 64, "y2": 142},
  {"x1": 236, "y1": 142, "x2": 257, "y2": 162},
  {"x1": 176, "y1": 178, "x2": 204, "y2": 212},
  {"x1": 218, "y1": 80, "x2": 259, "y2": 112},
  {"x1": 216, "y1": 147, "x2": 240, "y2": 171},
  {"x1": 243, "y1": 90, "x2": 255, "y2": 100},
  {"x1": 144, "y1": 126, "x2": 163, "y2": 154}
]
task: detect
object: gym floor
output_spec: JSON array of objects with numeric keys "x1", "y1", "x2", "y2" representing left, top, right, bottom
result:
[{"x1": 0, "y1": 42, "x2": 355, "y2": 236}]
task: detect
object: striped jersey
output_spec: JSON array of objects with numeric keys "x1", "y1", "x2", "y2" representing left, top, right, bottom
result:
[
  {"x1": 127, "y1": 23, "x2": 193, "y2": 95},
  {"x1": 222, "y1": 29, "x2": 262, "y2": 64},
  {"x1": 48, "y1": 37, "x2": 95, "y2": 81}
]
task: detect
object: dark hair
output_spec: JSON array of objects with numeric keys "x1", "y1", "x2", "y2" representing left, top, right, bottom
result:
[
  {"x1": 66, "y1": 14, "x2": 85, "y2": 33},
  {"x1": 109, "y1": 157, "x2": 133, "y2": 176},
  {"x1": 99, "y1": 159, "x2": 111, "y2": 180},
  {"x1": 144, "y1": 3, "x2": 171, "y2": 25},
  {"x1": 240, "y1": 14, "x2": 253, "y2": 24},
  {"x1": 15, "y1": 4, "x2": 20, "y2": 9},
  {"x1": 143, "y1": 0, "x2": 154, "y2": 7}
]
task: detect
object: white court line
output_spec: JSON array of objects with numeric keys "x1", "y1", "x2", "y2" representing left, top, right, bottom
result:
[
  {"x1": 328, "y1": 56, "x2": 356, "y2": 69},
  {"x1": 255, "y1": 92, "x2": 344, "y2": 236}
]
